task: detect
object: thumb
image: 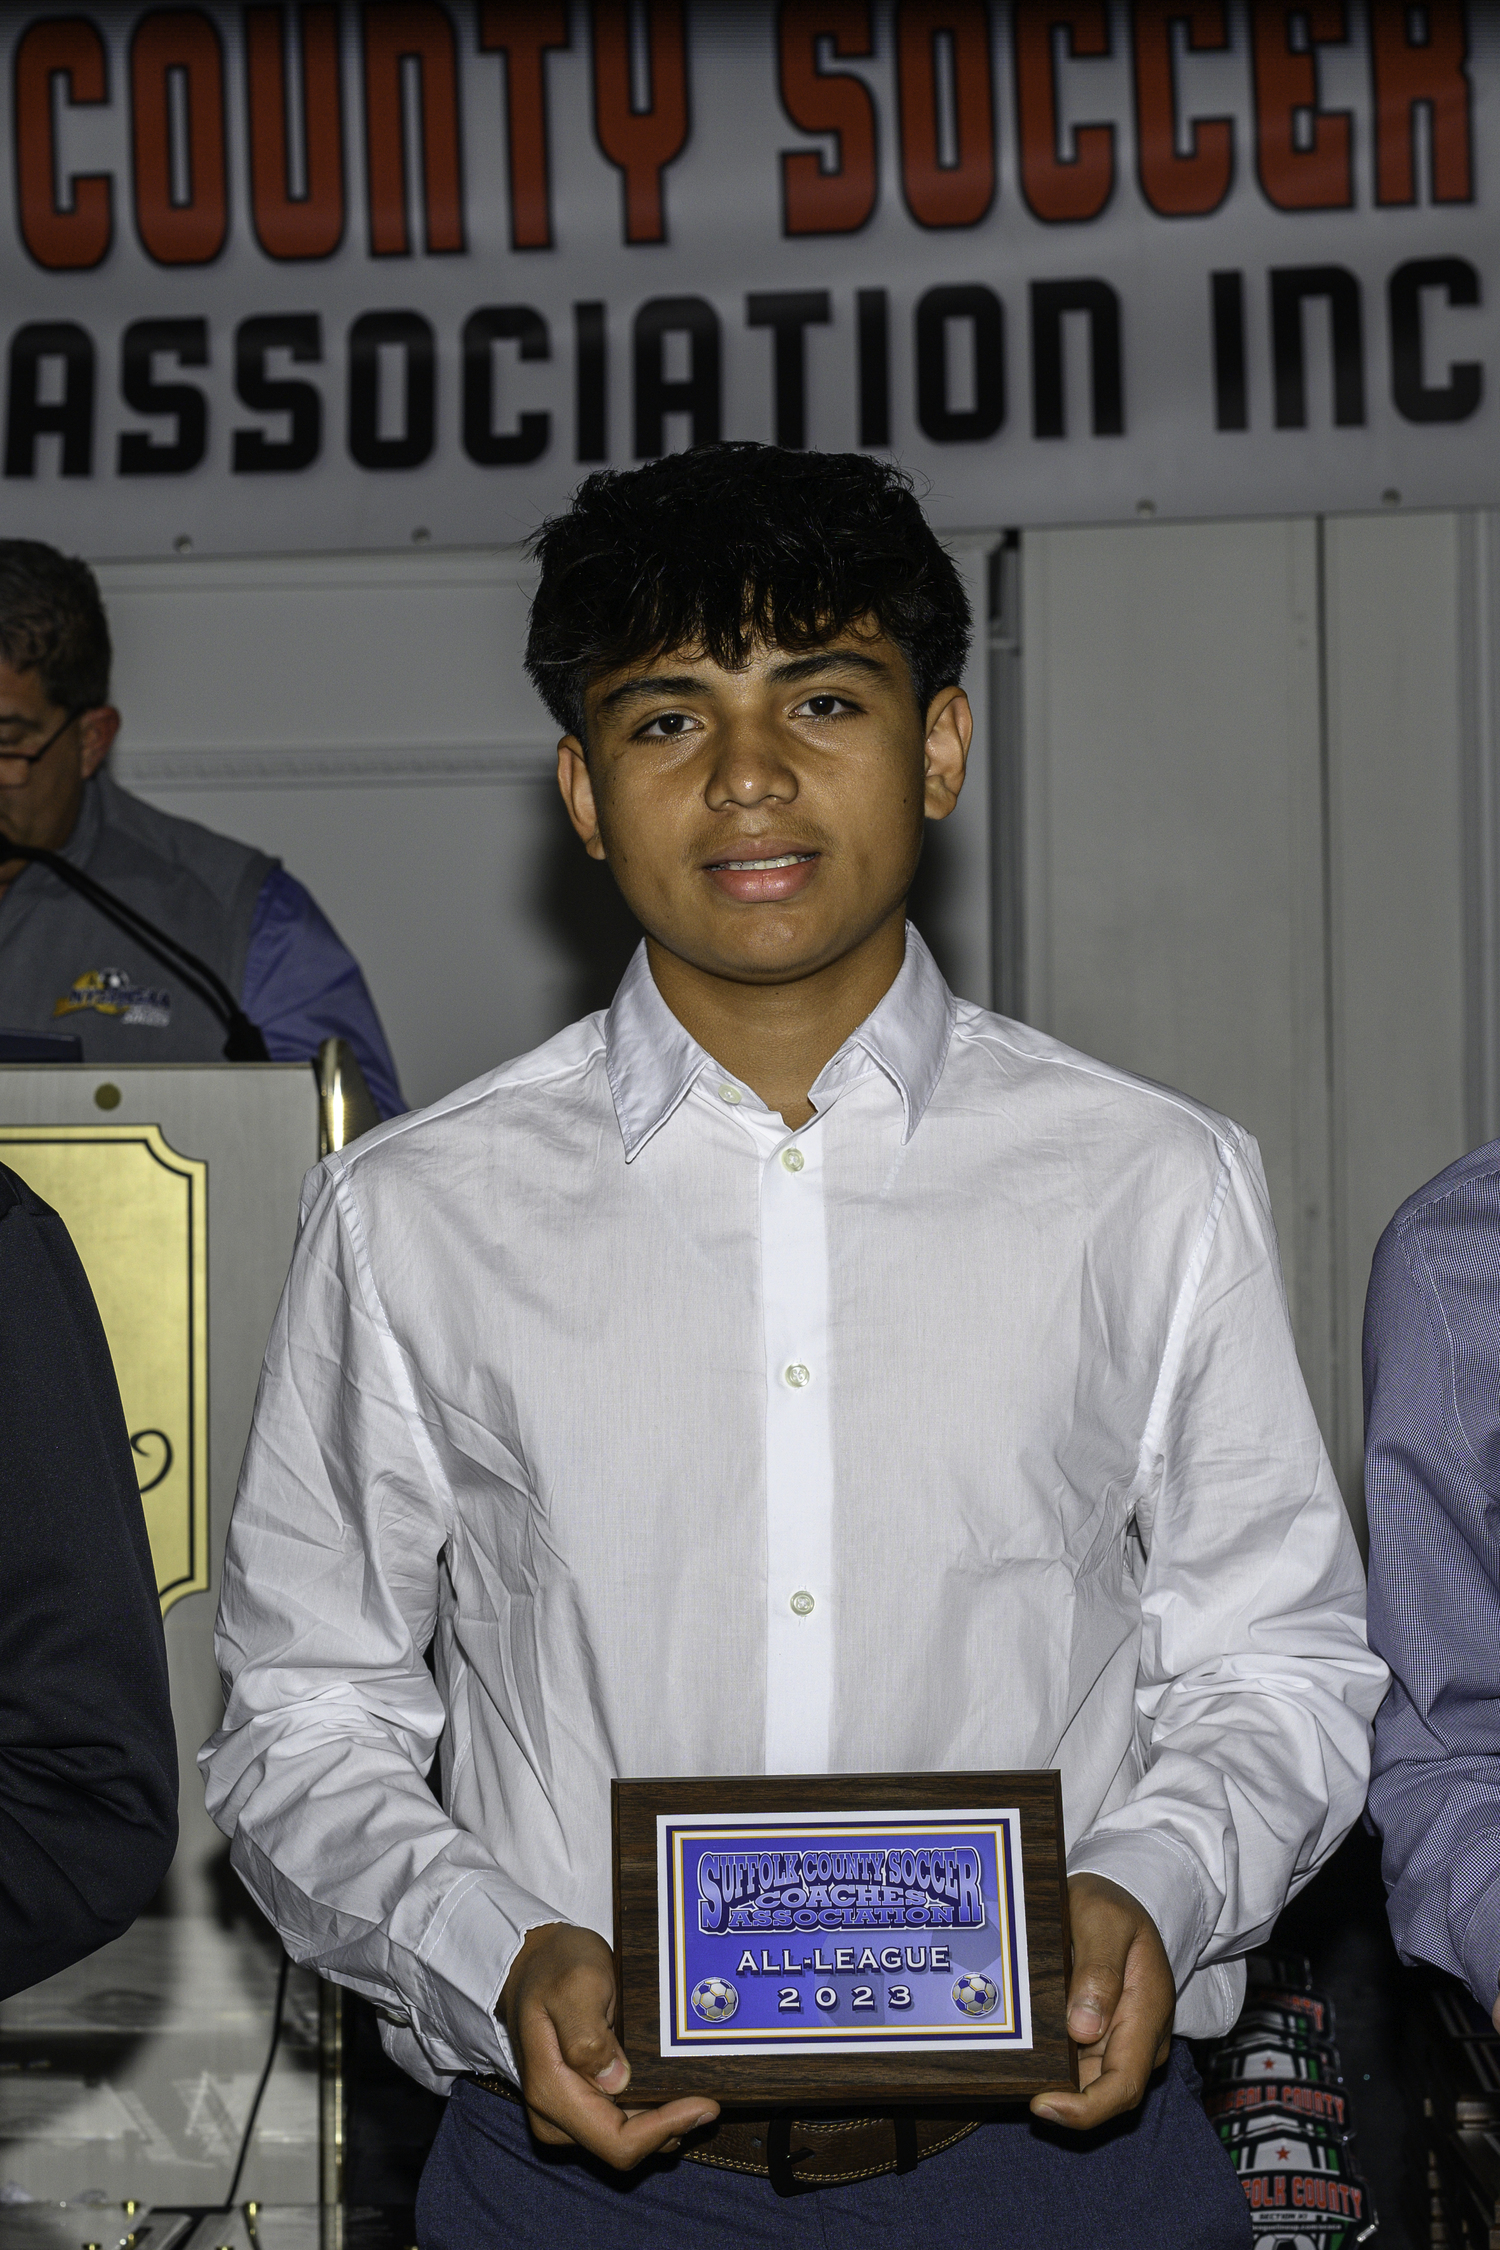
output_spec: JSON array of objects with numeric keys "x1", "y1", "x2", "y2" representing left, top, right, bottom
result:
[
  {"x1": 549, "y1": 1978, "x2": 632, "y2": 2096},
  {"x1": 1067, "y1": 1921, "x2": 1129, "y2": 2047}
]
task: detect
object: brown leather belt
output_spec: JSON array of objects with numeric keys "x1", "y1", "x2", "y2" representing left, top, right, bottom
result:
[{"x1": 469, "y1": 2073, "x2": 984, "y2": 2197}]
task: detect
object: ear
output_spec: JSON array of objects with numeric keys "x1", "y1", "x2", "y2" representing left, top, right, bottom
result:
[
  {"x1": 556, "y1": 737, "x2": 607, "y2": 861},
  {"x1": 78, "y1": 705, "x2": 119, "y2": 780},
  {"x1": 922, "y1": 687, "x2": 971, "y2": 822}
]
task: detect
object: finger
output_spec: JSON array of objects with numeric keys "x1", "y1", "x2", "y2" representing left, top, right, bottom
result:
[
  {"x1": 533, "y1": 2080, "x2": 719, "y2": 2169},
  {"x1": 525, "y1": 2092, "x2": 710, "y2": 2157},
  {"x1": 1031, "y1": 2001, "x2": 1164, "y2": 2131},
  {"x1": 1065, "y1": 1919, "x2": 1129, "y2": 2048},
  {"x1": 519, "y1": 1991, "x2": 718, "y2": 2166},
  {"x1": 546, "y1": 1964, "x2": 631, "y2": 2093},
  {"x1": 525, "y1": 2104, "x2": 577, "y2": 2147},
  {"x1": 524, "y1": 2094, "x2": 709, "y2": 2158}
]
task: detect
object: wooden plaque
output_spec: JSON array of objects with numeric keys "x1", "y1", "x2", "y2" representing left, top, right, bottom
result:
[{"x1": 612, "y1": 1771, "x2": 1076, "y2": 2104}]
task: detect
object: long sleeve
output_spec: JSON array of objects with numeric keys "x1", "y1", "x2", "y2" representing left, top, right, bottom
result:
[
  {"x1": 0, "y1": 1166, "x2": 177, "y2": 1997},
  {"x1": 1364, "y1": 1157, "x2": 1500, "y2": 2014},
  {"x1": 200, "y1": 1161, "x2": 557, "y2": 2088},
  {"x1": 241, "y1": 868, "x2": 405, "y2": 1118},
  {"x1": 1068, "y1": 1134, "x2": 1387, "y2": 2035}
]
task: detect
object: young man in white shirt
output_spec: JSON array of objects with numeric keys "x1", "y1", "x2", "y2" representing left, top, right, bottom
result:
[{"x1": 203, "y1": 443, "x2": 1383, "y2": 2247}]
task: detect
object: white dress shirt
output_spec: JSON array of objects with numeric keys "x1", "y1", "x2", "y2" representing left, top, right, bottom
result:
[{"x1": 202, "y1": 929, "x2": 1385, "y2": 2089}]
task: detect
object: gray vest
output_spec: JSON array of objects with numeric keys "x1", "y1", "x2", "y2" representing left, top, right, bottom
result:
[{"x1": 0, "y1": 770, "x2": 276, "y2": 1063}]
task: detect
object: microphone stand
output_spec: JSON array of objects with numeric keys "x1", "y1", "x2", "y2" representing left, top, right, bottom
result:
[{"x1": 0, "y1": 834, "x2": 270, "y2": 1061}]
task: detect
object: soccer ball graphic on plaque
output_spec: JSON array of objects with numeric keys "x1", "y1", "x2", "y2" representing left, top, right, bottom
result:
[
  {"x1": 952, "y1": 1972, "x2": 1000, "y2": 2018},
  {"x1": 690, "y1": 1976, "x2": 739, "y2": 2023}
]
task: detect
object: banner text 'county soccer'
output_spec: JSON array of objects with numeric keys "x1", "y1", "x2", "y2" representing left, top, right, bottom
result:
[{"x1": 0, "y1": 2, "x2": 1495, "y2": 556}]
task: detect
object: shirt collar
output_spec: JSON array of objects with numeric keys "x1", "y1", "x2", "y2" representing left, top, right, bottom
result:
[
  {"x1": 604, "y1": 924, "x2": 957, "y2": 1162},
  {"x1": 831, "y1": 923, "x2": 957, "y2": 1141}
]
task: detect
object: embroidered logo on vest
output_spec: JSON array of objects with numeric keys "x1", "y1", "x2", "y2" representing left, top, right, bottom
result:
[{"x1": 54, "y1": 967, "x2": 170, "y2": 1028}]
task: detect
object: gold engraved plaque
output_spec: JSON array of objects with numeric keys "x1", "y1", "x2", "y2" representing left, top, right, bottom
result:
[{"x1": 0, "y1": 1124, "x2": 209, "y2": 1615}]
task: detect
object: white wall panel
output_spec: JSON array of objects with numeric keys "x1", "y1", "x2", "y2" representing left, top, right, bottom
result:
[
  {"x1": 1020, "y1": 518, "x2": 1337, "y2": 1448},
  {"x1": 100, "y1": 548, "x2": 568, "y2": 1111},
  {"x1": 1324, "y1": 513, "x2": 1470, "y2": 1516},
  {"x1": 1018, "y1": 510, "x2": 1478, "y2": 1538}
]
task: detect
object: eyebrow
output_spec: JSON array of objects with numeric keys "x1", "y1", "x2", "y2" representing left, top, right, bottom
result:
[
  {"x1": 594, "y1": 649, "x2": 892, "y2": 716},
  {"x1": 765, "y1": 651, "x2": 892, "y2": 686},
  {"x1": 594, "y1": 672, "x2": 709, "y2": 716}
]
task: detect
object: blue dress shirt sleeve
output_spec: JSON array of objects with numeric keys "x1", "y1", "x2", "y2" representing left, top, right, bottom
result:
[
  {"x1": 1365, "y1": 1147, "x2": 1500, "y2": 2016},
  {"x1": 241, "y1": 868, "x2": 405, "y2": 1119}
]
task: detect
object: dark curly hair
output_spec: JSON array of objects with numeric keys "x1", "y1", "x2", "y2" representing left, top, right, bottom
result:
[
  {"x1": 0, "y1": 540, "x2": 111, "y2": 710},
  {"x1": 524, "y1": 443, "x2": 971, "y2": 739}
]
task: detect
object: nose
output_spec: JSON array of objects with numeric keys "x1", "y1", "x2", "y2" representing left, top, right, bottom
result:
[{"x1": 703, "y1": 714, "x2": 798, "y2": 811}]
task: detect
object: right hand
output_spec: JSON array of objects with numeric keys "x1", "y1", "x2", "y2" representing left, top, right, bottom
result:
[{"x1": 498, "y1": 1922, "x2": 719, "y2": 2170}]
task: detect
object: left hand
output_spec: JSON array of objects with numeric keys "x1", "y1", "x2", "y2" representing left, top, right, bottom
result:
[{"x1": 1029, "y1": 1873, "x2": 1175, "y2": 2130}]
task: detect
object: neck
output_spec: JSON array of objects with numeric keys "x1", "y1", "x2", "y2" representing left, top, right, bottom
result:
[{"x1": 645, "y1": 910, "x2": 908, "y2": 1127}]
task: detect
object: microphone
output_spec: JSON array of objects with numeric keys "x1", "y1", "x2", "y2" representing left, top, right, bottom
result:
[{"x1": 0, "y1": 835, "x2": 270, "y2": 1061}]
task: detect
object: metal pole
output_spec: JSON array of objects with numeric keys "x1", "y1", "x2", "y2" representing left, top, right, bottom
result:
[{"x1": 319, "y1": 1979, "x2": 345, "y2": 2250}]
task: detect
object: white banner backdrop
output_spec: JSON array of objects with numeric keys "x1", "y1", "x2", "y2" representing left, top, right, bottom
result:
[{"x1": 0, "y1": 0, "x2": 1494, "y2": 555}]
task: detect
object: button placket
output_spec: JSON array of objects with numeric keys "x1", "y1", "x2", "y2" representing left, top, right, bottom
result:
[{"x1": 760, "y1": 1122, "x2": 833, "y2": 1771}]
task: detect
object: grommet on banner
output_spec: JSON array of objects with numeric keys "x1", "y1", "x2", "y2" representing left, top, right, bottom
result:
[
  {"x1": 173, "y1": 534, "x2": 193, "y2": 553},
  {"x1": 412, "y1": 526, "x2": 431, "y2": 544},
  {"x1": 1382, "y1": 489, "x2": 1402, "y2": 506},
  {"x1": 1136, "y1": 499, "x2": 1156, "y2": 518}
]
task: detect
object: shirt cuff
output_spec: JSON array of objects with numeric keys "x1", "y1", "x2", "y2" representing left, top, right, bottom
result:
[
  {"x1": 1450, "y1": 1869, "x2": 1500, "y2": 2022},
  {"x1": 1066, "y1": 1827, "x2": 1217, "y2": 1990},
  {"x1": 398, "y1": 1871, "x2": 563, "y2": 2082}
]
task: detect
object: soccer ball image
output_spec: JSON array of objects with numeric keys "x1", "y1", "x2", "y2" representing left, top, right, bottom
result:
[
  {"x1": 952, "y1": 1973, "x2": 999, "y2": 2018},
  {"x1": 690, "y1": 1977, "x2": 739, "y2": 2023}
]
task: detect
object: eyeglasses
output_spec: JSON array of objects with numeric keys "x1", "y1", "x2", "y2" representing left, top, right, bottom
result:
[{"x1": 0, "y1": 707, "x2": 85, "y2": 772}]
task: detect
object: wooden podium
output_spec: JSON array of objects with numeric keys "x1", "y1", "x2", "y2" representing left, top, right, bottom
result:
[{"x1": 0, "y1": 1062, "x2": 324, "y2": 2217}]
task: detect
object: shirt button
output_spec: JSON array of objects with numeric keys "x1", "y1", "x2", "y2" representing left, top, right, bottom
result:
[
  {"x1": 717, "y1": 1083, "x2": 742, "y2": 1104},
  {"x1": 790, "y1": 1590, "x2": 815, "y2": 1617},
  {"x1": 784, "y1": 1362, "x2": 811, "y2": 1389},
  {"x1": 780, "y1": 1147, "x2": 805, "y2": 1173}
]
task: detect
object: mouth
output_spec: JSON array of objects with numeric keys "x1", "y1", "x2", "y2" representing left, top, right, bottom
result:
[
  {"x1": 702, "y1": 843, "x2": 822, "y2": 903},
  {"x1": 707, "y1": 851, "x2": 817, "y2": 871}
]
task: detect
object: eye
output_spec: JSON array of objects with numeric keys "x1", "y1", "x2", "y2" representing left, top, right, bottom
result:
[
  {"x1": 793, "y1": 693, "x2": 858, "y2": 721},
  {"x1": 634, "y1": 710, "x2": 700, "y2": 740}
]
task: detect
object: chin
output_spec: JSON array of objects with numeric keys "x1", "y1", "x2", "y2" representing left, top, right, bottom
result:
[{"x1": 712, "y1": 932, "x2": 845, "y2": 983}]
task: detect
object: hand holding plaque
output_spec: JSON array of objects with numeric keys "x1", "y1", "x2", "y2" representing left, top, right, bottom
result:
[
  {"x1": 1031, "y1": 1873, "x2": 1174, "y2": 2129},
  {"x1": 498, "y1": 1922, "x2": 720, "y2": 2169}
]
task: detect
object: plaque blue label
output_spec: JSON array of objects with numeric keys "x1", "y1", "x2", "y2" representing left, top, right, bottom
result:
[{"x1": 656, "y1": 1806, "x2": 1032, "y2": 2056}]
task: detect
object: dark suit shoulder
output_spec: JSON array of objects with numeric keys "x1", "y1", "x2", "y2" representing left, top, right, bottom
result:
[
  {"x1": 0, "y1": 1160, "x2": 52, "y2": 1223},
  {"x1": 0, "y1": 1159, "x2": 178, "y2": 1994}
]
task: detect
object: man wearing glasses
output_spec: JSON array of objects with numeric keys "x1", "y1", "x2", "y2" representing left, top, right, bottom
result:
[{"x1": 0, "y1": 540, "x2": 402, "y2": 1113}]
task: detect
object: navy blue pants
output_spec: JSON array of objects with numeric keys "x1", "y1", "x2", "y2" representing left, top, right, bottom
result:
[{"x1": 415, "y1": 2041, "x2": 1250, "y2": 2249}]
